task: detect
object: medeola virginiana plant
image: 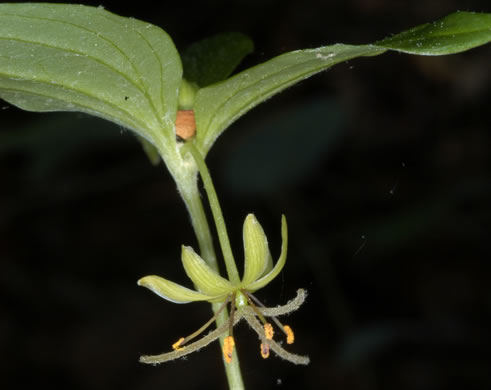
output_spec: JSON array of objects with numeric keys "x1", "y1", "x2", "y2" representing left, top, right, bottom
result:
[{"x1": 1, "y1": 4, "x2": 490, "y2": 389}]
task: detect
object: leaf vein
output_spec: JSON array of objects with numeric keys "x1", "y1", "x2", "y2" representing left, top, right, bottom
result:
[
  {"x1": 203, "y1": 57, "x2": 328, "y2": 138},
  {"x1": 0, "y1": 13, "x2": 163, "y2": 126},
  {"x1": 0, "y1": 75, "x2": 154, "y2": 136}
]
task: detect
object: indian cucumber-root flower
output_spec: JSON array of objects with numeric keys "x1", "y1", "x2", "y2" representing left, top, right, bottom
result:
[{"x1": 137, "y1": 214, "x2": 309, "y2": 365}]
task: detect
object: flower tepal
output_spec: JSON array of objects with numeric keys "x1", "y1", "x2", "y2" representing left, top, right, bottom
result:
[{"x1": 137, "y1": 214, "x2": 309, "y2": 365}]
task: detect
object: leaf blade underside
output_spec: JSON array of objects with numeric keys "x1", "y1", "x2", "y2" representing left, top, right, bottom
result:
[
  {"x1": 194, "y1": 11, "x2": 491, "y2": 156},
  {"x1": 0, "y1": 3, "x2": 182, "y2": 146}
]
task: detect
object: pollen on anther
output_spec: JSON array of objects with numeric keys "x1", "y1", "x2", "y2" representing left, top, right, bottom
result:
[
  {"x1": 260, "y1": 342, "x2": 270, "y2": 359},
  {"x1": 283, "y1": 325, "x2": 294, "y2": 344},
  {"x1": 172, "y1": 337, "x2": 185, "y2": 351},
  {"x1": 264, "y1": 323, "x2": 274, "y2": 340},
  {"x1": 223, "y1": 336, "x2": 235, "y2": 364}
]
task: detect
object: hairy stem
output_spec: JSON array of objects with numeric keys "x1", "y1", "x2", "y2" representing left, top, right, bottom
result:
[
  {"x1": 181, "y1": 142, "x2": 240, "y2": 285},
  {"x1": 177, "y1": 150, "x2": 244, "y2": 390}
]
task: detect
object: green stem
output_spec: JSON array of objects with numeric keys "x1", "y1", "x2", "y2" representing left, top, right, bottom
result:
[
  {"x1": 179, "y1": 178, "x2": 219, "y2": 272},
  {"x1": 177, "y1": 148, "x2": 244, "y2": 390},
  {"x1": 181, "y1": 142, "x2": 241, "y2": 285}
]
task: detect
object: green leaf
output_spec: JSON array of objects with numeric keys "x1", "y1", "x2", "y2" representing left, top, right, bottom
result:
[
  {"x1": 193, "y1": 11, "x2": 491, "y2": 156},
  {"x1": 0, "y1": 3, "x2": 182, "y2": 148},
  {"x1": 193, "y1": 44, "x2": 383, "y2": 155},
  {"x1": 1, "y1": 7, "x2": 489, "y2": 173},
  {"x1": 376, "y1": 11, "x2": 491, "y2": 55},
  {"x1": 181, "y1": 32, "x2": 254, "y2": 88}
]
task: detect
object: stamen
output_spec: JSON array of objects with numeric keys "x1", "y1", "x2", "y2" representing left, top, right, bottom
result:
[
  {"x1": 241, "y1": 307, "x2": 310, "y2": 365},
  {"x1": 223, "y1": 336, "x2": 235, "y2": 363},
  {"x1": 260, "y1": 342, "x2": 270, "y2": 359},
  {"x1": 228, "y1": 293, "x2": 237, "y2": 338},
  {"x1": 246, "y1": 290, "x2": 291, "y2": 340},
  {"x1": 139, "y1": 289, "x2": 308, "y2": 365},
  {"x1": 283, "y1": 325, "x2": 294, "y2": 344},
  {"x1": 264, "y1": 323, "x2": 274, "y2": 340},
  {"x1": 242, "y1": 290, "x2": 268, "y2": 324},
  {"x1": 172, "y1": 337, "x2": 185, "y2": 351},
  {"x1": 221, "y1": 292, "x2": 238, "y2": 364},
  {"x1": 176, "y1": 295, "x2": 231, "y2": 348},
  {"x1": 140, "y1": 317, "x2": 231, "y2": 365}
]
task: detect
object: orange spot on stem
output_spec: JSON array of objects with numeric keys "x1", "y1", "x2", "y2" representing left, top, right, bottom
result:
[{"x1": 175, "y1": 110, "x2": 196, "y2": 140}]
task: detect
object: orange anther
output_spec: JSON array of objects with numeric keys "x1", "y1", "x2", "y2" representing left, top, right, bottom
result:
[
  {"x1": 264, "y1": 323, "x2": 274, "y2": 340},
  {"x1": 283, "y1": 325, "x2": 294, "y2": 344},
  {"x1": 260, "y1": 342, "x2": 270, "y2": 359},
  {"x1": 223, "y1": 336, "x2": 235, "y2": 363},
  {"x1": 172, "y1": 337, "x2": 185, "y2": 351}
]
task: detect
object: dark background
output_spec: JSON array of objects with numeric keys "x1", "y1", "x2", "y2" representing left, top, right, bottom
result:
[{"x1": 1, "y1": 0, "x2": 490, "y2": 389}]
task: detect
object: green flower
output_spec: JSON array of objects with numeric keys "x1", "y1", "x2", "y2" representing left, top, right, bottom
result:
[
  {"x1": 138, "y1": 214, "x2": 309, "y2": 365},
  {"x1": 139, "y1": 214, "x2": 285, "y2": 304}
]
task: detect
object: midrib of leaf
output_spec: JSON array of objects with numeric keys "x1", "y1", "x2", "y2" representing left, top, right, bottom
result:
[
  {"x1": 0, "y1": 12, "x2": 165, "y2": 132},
  {"x1": 382, "y1": 29, "x2": 486, "y2": 43},
  {"x1": 375, "y1": 12, "x2": 491, "y2": 55}
]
